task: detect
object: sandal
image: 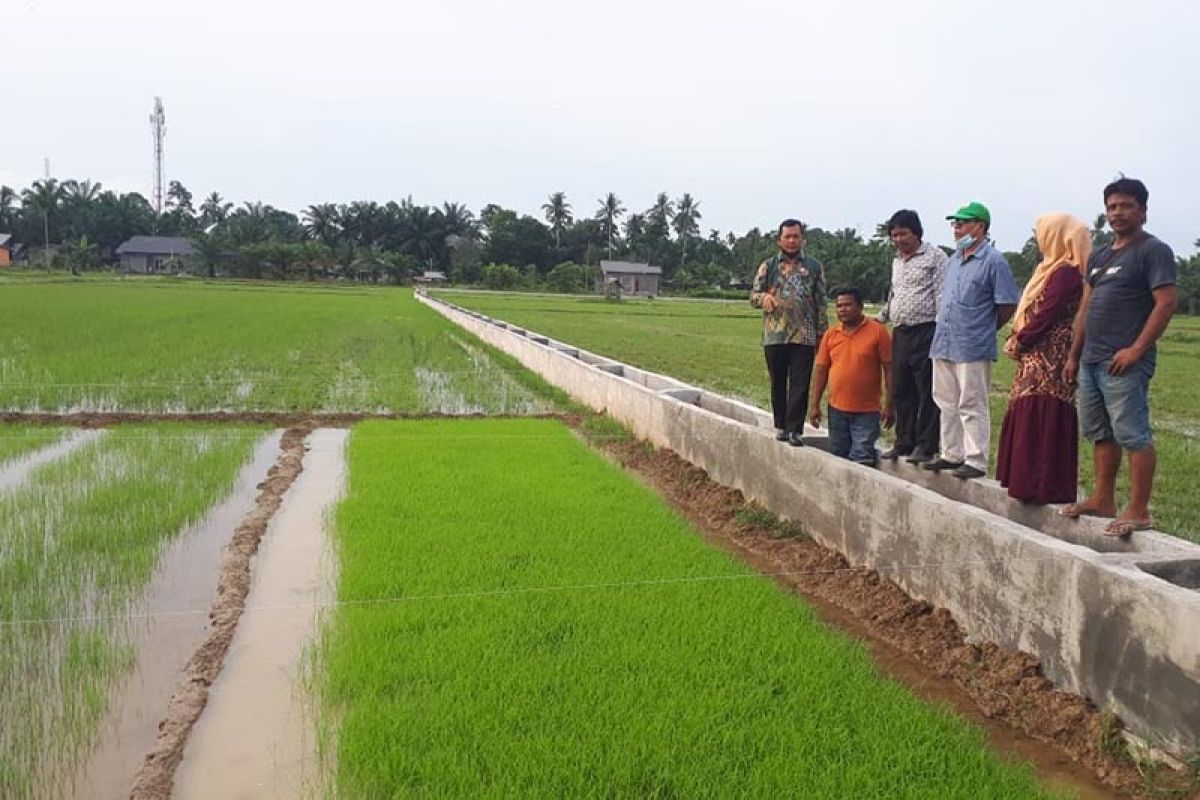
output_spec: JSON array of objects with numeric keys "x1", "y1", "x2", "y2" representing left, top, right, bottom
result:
[
  {"x1": 1104, "y1": 518, "x2": 1153, "y2": 537},
  {"x1": 1058, "y1": 502, "x2": 1116, "y2": 519}
]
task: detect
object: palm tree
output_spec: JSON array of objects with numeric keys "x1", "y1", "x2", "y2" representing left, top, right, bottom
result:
[
  {"x1": 303, "y1": 203, "x2": 343, "y2": 247},
  {"x1": 594, "y1": 193, "x2": 625, "y2": 258},
  {"x1": 441, "y1": 202, "x2": 479, "y2": 240},
  {"x1": 22, "y1": 179, "x2": 67, "y2": 266},
  {"x1": 200, "y1": 192, "x2": 233, "y2": 228},
  {"x1": 63, "y1": 179, "x2": 102, "y2": 204},
  {"x1": 672, "y1": 193, "x2": 702, "y2": 266},
  {"x1": 542, "y1": 192, "x2": 573, "y2": 248},
  {"x1": 0, "y1": 186, "x2": 17, "y2": 232}
]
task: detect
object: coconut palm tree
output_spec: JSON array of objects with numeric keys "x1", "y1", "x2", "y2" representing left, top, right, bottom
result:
[
  {"x1": 22, "y1": 179, "x2": 67, "y2": 265},
  {"x1": 440, "y1": 201, "x2": 478, "y2": 240},
  {"x1": 672, "y1": 193, "x2": 702, "y2": 266},
  {"x1": 594, "y1": 193, "x2": 625, "y2": 258},
  {"x1": 542, "y1": 192, "x2": 573, "y2": 248}
]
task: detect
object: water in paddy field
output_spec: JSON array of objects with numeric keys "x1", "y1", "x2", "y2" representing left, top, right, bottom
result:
[
  {"x1": 70, "y1": 431, "x2": 283, "y2": 800},
  {"x1": 0, "y1": 429, "x2": 105, "y2": 493},
  {"x1": 173, "y1": 427, "x2": 348, "y2": 799}
]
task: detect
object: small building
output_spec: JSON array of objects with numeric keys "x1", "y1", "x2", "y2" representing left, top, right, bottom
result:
[
  {"x1": 0, "y1": 234, "x2": 13, "y2": 267},
  {"x1": 116, "y1": 235, "x2": 195, "y2": 274},
  {"x1": 597, "y1": 260, "x2": 661, "y2": 297},
  {"x1": 414, "y1": 270, "x2": 448, "y2": 285}
]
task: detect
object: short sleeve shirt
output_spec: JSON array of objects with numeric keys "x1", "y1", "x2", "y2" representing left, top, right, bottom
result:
[
  {"x1": 929, "y1": 242, "x2": 1020, "y2": 363},
  {"x1": 1081, "y1": 233, "x2": 1176, "y2": 364},
  {"x1": 816, "y1": 318, "x2": 892, "y2": 413}
]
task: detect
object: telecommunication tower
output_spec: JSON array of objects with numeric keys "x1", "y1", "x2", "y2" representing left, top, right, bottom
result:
[{"x1": 150, "y1": 97, "x2": 166, "y2": 216}]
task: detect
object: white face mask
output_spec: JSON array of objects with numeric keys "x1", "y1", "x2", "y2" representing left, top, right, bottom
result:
[{"x1": 955, "y1": 233, "x2": 977, "y2": 251}]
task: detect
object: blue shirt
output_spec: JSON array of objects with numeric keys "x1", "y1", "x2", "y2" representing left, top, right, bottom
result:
[{"x1": 929, "y1": 242, "x2": 1020, "y2": 362}]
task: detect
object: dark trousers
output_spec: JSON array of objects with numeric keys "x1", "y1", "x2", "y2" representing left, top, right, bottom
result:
[
  {"x1": 764, "y1": 343, "x2": 815, "y2": 433},
  {"x1": 891, "y1": 322, "x2": 939, "y2": 454}
]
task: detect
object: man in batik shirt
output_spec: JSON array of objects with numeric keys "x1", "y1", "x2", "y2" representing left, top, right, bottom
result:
[{"x1": 750, "y1": 219, "x2": 828, "y2": 446}]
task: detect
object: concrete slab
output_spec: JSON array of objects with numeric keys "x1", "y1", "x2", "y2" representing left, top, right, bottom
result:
[{"x1": 419, "y1": 292, "x2": 1200, "y2": 759}]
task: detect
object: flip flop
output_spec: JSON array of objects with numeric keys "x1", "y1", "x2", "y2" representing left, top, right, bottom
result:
[
  {"x1": 1104, "y1": 518, "x2": 1153, "y2": 537},
  {"x1": 1057, "y1": 503, "x2": 1116, "y2": 519}
]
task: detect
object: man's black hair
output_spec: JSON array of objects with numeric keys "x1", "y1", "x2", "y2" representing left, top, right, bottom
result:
[
  {"x1": 886, "y1": 209, "x2": 923, "y2": 240},
  {"x1": 1103, "y1": 176, "x2": 1149, "y2": 208},
  {"x1": 778, "y1": 218, "x2": 806, "y2": 237},
  {"x1": 834, "y1": 286, "x2": 863, "y2": 306}
]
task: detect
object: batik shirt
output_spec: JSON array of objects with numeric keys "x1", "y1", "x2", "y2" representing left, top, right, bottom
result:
[{"x1": 750, "y1": 253, "x2": 828, "y2": 346}]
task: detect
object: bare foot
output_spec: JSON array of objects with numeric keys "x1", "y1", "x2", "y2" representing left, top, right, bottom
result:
[{"x1": 1058, "y1": 500, "x2": 1117, "y2": 519}]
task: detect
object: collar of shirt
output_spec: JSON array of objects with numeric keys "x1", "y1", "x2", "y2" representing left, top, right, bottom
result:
[
  {"x1": 837, "y1": 318, "x2": 869, "y2": 334},
  {"x1": 960, "y1": 240, "x2": 995, "y2": 264},
  {"x1": 901, "y1": 242, "x2": 930, "y2": 262}
]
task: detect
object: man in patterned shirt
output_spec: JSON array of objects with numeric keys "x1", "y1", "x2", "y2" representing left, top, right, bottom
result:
[
  {"x1": 750, "y1": 219, "x2": 828, "y2": 446},
  {"x1": 877, "y1": 210, "x2": 948, "y2": 463}
]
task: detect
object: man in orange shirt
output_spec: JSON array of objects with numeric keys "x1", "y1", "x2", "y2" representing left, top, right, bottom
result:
[{"x1": 809, "y1": 288, "x2": 894, "y2": 466}]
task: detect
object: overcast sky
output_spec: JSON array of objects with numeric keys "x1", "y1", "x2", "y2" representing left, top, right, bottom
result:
[{"x1": 5, "y1": 0, "x2": 1198, "y2": 252}]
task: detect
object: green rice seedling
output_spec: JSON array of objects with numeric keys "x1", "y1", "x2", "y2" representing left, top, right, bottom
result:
[
  {"x1": 0, "y1": 425, "x2": 67, "y2": 465},
  {"x1": 316, "y1": 419, "x2": 1057, "y2": 798},
  {"x1": 0, "y1": 424, "x2": 264, "y2": 799},
  {"x1": 0, "y1": 281, "x2": 558, "y2": 414}
]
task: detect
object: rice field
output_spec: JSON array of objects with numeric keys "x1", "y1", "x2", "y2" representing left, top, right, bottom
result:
[
  {"x1": 0, "y1": 425, "x2": 264, "y2": 798},
  {"x1": 0, "y1": 280, "x2": 560, "y2": 413},
  {"x1": 436, "y1": 289, "x2": 1200, "y2": 542},
  {"x1": 0, "y1": 426, "x2": 68, "y2": 465},
  {"x1": 315, "y1": 418, "x2": 1053, "y2": 797}
]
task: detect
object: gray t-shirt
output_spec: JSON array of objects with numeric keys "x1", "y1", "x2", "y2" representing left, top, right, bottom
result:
[{"x1": 1082, "y1": 233, "x2": 1176, "y2": 364}]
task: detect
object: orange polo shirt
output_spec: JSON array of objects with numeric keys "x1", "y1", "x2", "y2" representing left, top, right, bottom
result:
[{"x1": 815, "y1": 318, "x2": 892, "y2": 413}]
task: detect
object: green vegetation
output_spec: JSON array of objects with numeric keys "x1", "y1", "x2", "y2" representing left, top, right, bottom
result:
[
  {"x1": 0, "y1": 281, "x2": 558, "y2": 413},
  {"x1": 317, "y1": 418, "x2": 1052, "y2": 797},
  {"x1": 0, "y1": 425, "x2": 264, "y2": 798},
  {"x1": 0, "y1": 426, "x2": 66, "y2": 465},
  {"x1": 437, "y1": 290, "x2": 1200, "y2": 542}
]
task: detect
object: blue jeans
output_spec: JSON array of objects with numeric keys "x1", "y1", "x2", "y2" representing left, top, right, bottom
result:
[
  {"x1": 1078, "y1": 356, "x2": 1155, "y2": 451},
  {"x1": 828, "y1": 407, "x2": 881, "y2": 465}
]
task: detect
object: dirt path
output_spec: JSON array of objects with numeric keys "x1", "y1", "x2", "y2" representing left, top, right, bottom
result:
[
  {"x1": 70, "y1": 432, "x2": 283, "y2": 799},
  {"x1": 172, "y1": 428, "x2": 347, "y2": 799},
  {"x1": 574, "y1": 420, "x2": 1197, "y2": 799},
  {"x1": 128, "y1": 426, "x2": 310, "y2": 800},
  {"x1": 0, "y1": 428, "x2": 104, "y2": 492}
]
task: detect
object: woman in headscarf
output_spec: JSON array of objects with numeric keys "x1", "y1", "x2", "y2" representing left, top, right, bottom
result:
[{"x1": 996, "y1": 213, "x2": 1091, "y2": 503}]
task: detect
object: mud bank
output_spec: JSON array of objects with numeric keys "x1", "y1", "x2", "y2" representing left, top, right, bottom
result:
[
  {"x1": 173, "y1": 428, "x2": 347, "y2": 799},
  {"x1": 128, "y1": 427, "x2": 310, "y2": 800}
]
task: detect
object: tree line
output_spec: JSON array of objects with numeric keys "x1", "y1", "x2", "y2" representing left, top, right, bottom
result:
[{"x1": 3, "y1": 179, "x2": 1198, "y2": 310}]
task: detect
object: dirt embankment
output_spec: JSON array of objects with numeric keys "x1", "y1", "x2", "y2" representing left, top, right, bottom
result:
[
  {"x1": 128, "y1": 426, "x2": 310, "y2": 800},
  {"x1": 578, "y1": 422, "x2": 1197, "y2": 799}
]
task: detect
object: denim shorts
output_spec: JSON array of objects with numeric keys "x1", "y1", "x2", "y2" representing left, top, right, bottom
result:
[{"x1": 1078, "y1": 355, "x2": 1155, "y2": 451}]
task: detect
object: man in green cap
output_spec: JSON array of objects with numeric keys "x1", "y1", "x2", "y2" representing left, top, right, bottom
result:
[{"x1": 922, "y1": 202, "x2": 1020, "y2": 479}]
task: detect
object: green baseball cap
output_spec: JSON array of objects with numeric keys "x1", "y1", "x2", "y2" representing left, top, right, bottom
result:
[{"x1": 946, "y1": 201, "x2": 991, "y2": 224}]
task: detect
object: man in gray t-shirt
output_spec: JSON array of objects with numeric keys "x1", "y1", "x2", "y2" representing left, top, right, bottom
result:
[{"x1": 1063, "y1": 177, "x2": 1178, "y2": 537}]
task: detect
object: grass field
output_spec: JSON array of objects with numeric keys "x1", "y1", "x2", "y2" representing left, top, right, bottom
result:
[
  {"x1": 316, "y1": 418, "x2": 1053, "y2": 797},
  {"x1": 0, "y1": 425, "x2": 264, "y2": 799},
  {"x1": 437, "y1": 290, "x2": 1200, "y2": 543},
  {"x1": 0, "y1": 280, "x2": 560, "y2": 413}
]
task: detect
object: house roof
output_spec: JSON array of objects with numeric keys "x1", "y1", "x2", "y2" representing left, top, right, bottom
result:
[
  {"x1": 420, "y1": 271, "x2": 447, "y2": 281},
  {"x1": 0, "y1": 233, "x2": 12, "y2": 248},
  {"x1": 600, "y1": 260, "x2": 662, "y2": 275},
  {"x1": 115, "y1": 236, "x2": 195, "y2": 256}
]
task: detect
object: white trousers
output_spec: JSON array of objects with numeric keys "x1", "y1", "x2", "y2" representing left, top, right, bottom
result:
[{"x1": 931, "y1": 359, "x2": 992, "y2": 471}]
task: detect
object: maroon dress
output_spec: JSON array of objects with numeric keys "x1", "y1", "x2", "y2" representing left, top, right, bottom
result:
[{"x1": 996, "y1": 267, "x2": 1083, "y2": 503}]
